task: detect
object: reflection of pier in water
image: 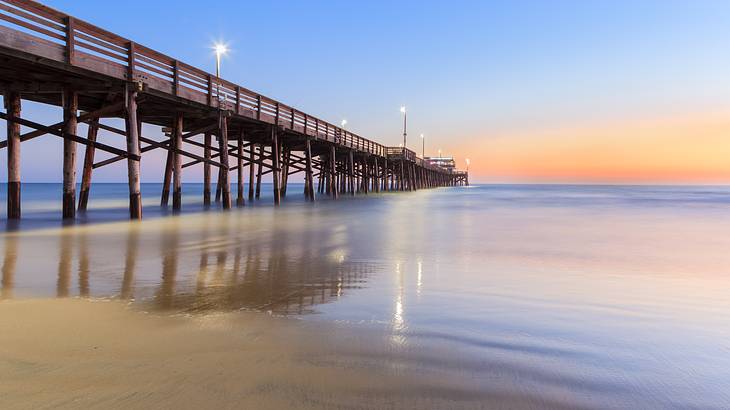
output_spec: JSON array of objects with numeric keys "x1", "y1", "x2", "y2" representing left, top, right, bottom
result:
[{"x1": 1, "y1": 213, "x2": 375, "y2": 315}]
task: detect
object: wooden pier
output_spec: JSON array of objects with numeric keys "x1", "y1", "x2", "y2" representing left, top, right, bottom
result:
[{"x1": 0, "y1": 0, "x2": 468, "y2": 220}]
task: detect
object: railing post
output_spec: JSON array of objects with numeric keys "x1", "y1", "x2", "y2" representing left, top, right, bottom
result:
[
  {"x1": 126, "y1": 41, "x2": 136, "y2": 81},
  {"x1": 65, "y1": 17, "x2": 75, "y2": 65},
  {"x1": 235, "y1": 86, "x2": 241, "y2": 115},
  {"x1": 290, "y1": 108, "x2": 295, "y2": 129},
  {"x1": 256, "y1": 95, "x2": 262, "y2": 120},
  {"x1": 172, "y1": 60, "x2": 179, "y2": 96},
  {"x1": 207, "y1": 74, "x2": 213, "y2": 106}
]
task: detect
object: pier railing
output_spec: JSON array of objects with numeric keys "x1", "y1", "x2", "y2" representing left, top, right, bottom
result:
[
  {"x1": 0, "y1": 0, "x2": 386, "y2": 157},
  {"x1": 386, "y1": 147, "x2": 417, "y2": 162}
]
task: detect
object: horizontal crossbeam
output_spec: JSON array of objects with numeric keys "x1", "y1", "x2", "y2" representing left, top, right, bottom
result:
[{"x1": 0, "y1": 112, "x2": 137, "y2": 160}]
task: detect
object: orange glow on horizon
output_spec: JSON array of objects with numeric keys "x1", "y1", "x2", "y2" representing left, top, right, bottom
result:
[{"x1": 449, "y1": 111, "x2": 730, "y2": 184}]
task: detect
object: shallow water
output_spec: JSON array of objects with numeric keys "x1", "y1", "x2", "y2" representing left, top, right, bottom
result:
[{"x1": 2, "y1": 183, "x2": 730, "y2": 408}]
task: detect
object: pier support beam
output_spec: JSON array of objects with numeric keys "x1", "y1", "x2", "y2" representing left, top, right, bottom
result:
[
  {"x1": 62, "y1": 88, "x2": 78, "y2": 219},
  {"x1": 255, "y1": 144, "x2": 263, "y2": 199},
  {"x1": 161, "y1": 135, "x2": 173, "y2": 207},
  {"x1": 172, "y1": 113, "x2": 183, "y2": 212},
  {"x1": 348, "y1": 151, "x2": 355, "y2": 195},
  {"x1": 124, "y1": 87, "x2": 142, "y2": 219},
  {"x1": 78, "y1": 118, "x2": 99, "y2": 212},
  {"x1": 248, "y1": 143, "x2": 255, "y2": 201},
  {"x1": 215, "y1": 165, "x2": 222, "y2": 203},
  {"x1": 304, "y1": 139, "x2": 315, "y2": 201},
  {"x1": 203, "y1": 132, "x2": 211, "y2": 207},
  {"x1": 271, "y1": 127, "x2": 281, "y2": 205},
  {"x1": 217, "y1": 113, "x2": 232, "y2": 209},
  {"x1": 373, "y1": 156, "x2": 379, "y2": 193},
  {"x1": 280, "y1": 146, "x2": 290, "y2": 198},
  {"x1": 5, "y1": 91, "x2": 21, "y2": 219},
  {"x1": 330, "y1": 146, "x2": 337, "y2": 199},
  {"x1": 236, "y1": 131, "x2": 244, "y2": 207}
]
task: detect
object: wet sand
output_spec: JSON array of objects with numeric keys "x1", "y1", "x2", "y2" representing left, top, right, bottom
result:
[
  {"x1": 0, "y1": 298, "x2": 559, "y2": 410},
  {"x1": 3, "y1": 184, "x2": 730, "y2": 408}
]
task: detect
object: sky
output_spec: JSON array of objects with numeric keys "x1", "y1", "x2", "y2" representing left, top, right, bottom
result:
[{"x1": 3, "y1": 0, "x2": 730, "y2": 183}]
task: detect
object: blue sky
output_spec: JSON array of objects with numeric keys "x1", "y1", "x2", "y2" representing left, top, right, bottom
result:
[{"x1": 3, "y1": 0, "x2": 730, "y2": 182}]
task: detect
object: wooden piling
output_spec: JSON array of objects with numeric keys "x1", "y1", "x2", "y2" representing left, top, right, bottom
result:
[
  {"x1": 348, "y1": 151, "x2": 354, "y2": 195},
  {"x1": 281, "y1": 146, "x2": 290, "y2": 198},
  {"x1": 271, "y1": 127, "x2": 281, "y2": 205},
  {"x1": 5, "y1": 91, "x2": 21, "y2": 219},
  {"x1": 161, "y1": 136, "x2": 173, "y2": 207},
  {"x1": 77, "y1": 118, "x2": 98, "y2": 212},
  {"x1": 340, "y1": 159, "x2": 346, "y2": 193},
  {"x1": 373, "y1": 156, "x2": 379, "y2": 193},
  {"x1": 215, "y1": 164, "x2": 222, "y2": 203},
  {"x1": 304, "y1": 139, "x2": 315, "y2": 201},
  {"x1": 203, "y1": 132, "x2": 211, "y2": 206},
  {"x1": 172, "y1": 112, "x2": 183, "y2": 212},
  {"x1": 317, "y1": 156, "x2": 324, "y2": 195},
  {"x1": 321, "y1": 154, "x2": 332, "y2": 196},
  {"x1": 236, "y1": 131, "x2": 244, "y2": 206},
  {"x1": 330, "y1": 146, "x2": 337, "y2": 199},
  {"x1": 217, "y1": 113, "x2": 232, "y2": 209},
  {"x1": 124, "y1": 87, "x2": 142, "y2": 219},
  {"x1": 255, "y1": 144, "x2": 263, "y2": 199},
  {"x1": 248, "y1": 143, "x2": 255, "y2": 201},
  {"x1": 62, "y1": 88, "x2": 78, "y2": 219}
]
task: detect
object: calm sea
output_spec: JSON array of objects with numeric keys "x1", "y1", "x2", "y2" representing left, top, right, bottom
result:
[{"x1": 2, "y1": 183, "x2": 730, "y2": 408}]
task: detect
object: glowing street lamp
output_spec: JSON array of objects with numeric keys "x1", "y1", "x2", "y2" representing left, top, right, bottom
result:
[
  {"x1": 466, "y1": 158, "x2": 470, "y2": 172},
  {"x1": 438, "y1": 148, "x2": 442, "y2": 158},
  {"x1": 341, "y1": 119, "x2": 348, "y2": 129},
  {"x1": 213, "y1": 43, "x2": 228, "y2": 103},
  {"x1": 400, "y1": 106, "x2": 407, "y2": 153},
  {"x1": 213, "y1": 43, "x2": 228, "y2": 78}
]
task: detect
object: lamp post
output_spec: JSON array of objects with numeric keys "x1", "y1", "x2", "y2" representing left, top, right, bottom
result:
[
  {"x1": 400, "y1": 106, "x2": 407, "y2": 153},
  {"x1": 420, "y1": 133, "x2": 424, "y2": 158},
  {"x1": 213, "y1": 43, "x2": 228, "y2": 103},
  {"x1": 466, "y1": 158, "x2": 470, "y2": 172},
  {"x1": 438, "y1": 148, "x2": 442, "y2": 158}
]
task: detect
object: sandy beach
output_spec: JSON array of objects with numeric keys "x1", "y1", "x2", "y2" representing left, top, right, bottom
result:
[{"x1": 0, "y1": 298, "x2": 541, "y2": 410}]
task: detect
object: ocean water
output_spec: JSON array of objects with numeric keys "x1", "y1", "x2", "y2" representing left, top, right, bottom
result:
[{"x1": 1, "y1": 183, "x2": 730, "y2": 408}]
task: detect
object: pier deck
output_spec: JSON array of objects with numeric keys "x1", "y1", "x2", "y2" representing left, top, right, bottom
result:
[{"x1": 0, "y1": 0, "x2": 468, "y2": 219}]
